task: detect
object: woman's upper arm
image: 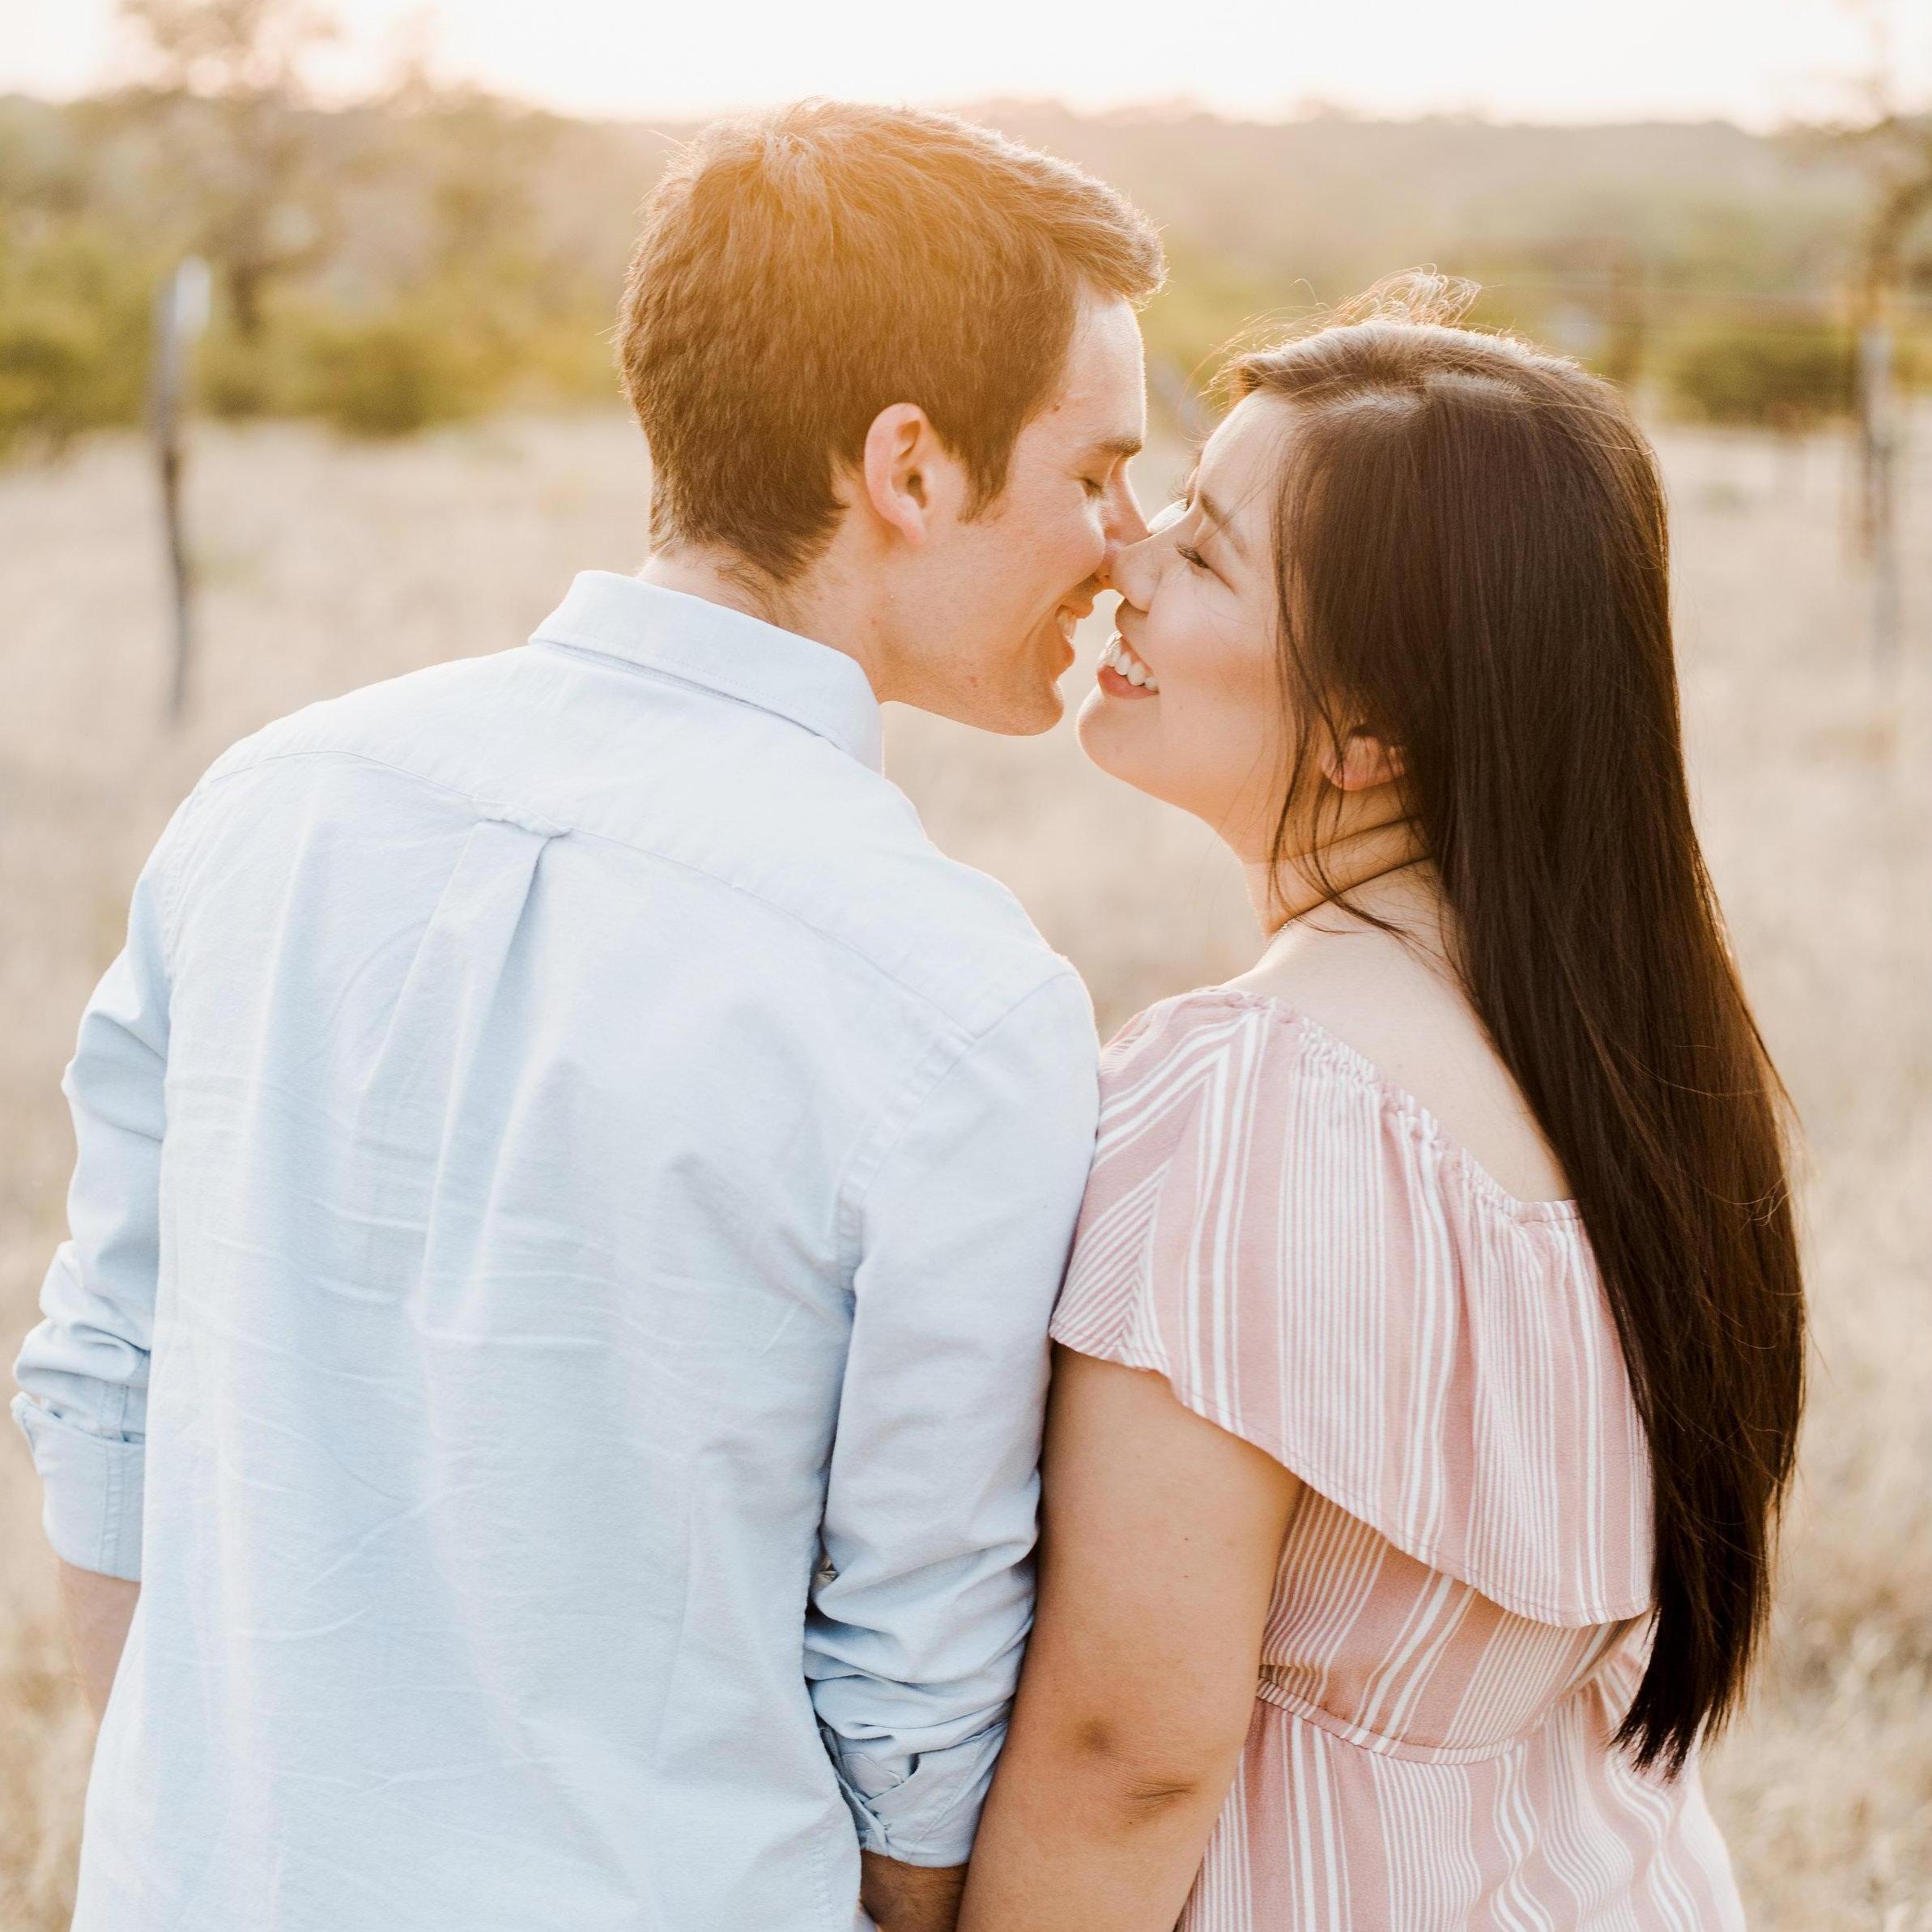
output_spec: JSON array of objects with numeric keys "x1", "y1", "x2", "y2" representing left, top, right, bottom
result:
[{"x1": 1019, "y1": 1343, "x2": 1301, "y2": 1785}]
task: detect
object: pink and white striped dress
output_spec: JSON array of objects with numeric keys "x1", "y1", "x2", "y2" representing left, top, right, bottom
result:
[{"x1": 1049, "y1": 990, "x2": 1746, "y2": 1931}]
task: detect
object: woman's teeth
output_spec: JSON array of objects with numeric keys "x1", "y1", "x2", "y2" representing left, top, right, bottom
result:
[{"x1": 1099, "y1": 633, "x2": 1160, "y2": 692}]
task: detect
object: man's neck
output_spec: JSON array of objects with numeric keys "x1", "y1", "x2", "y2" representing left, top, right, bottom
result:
[{"x1": 637, "y1": 547, "x2": 888, "y2": 697}]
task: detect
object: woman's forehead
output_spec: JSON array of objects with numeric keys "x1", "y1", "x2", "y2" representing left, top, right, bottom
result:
[
  {"x1": 1195, "y1": 395, "x2": 1291, "y2": 539},
  {"x1": 1202, "y1": 394, "x2": 1288, "y2": 480}
]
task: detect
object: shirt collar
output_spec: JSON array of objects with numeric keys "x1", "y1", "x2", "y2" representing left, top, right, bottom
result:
[{"x1": 530, "y1": 571, "x2": 885, "y2": 774}]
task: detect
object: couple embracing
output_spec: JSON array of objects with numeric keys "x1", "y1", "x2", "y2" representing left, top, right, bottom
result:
[{"x1": 15, "y1": 102, "x2": 1805, "y2": 1932}]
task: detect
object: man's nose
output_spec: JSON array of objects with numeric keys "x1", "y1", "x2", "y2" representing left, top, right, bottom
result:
[
  {"x1": 1108, "y1": 474, "x2": 1151, "y2": 550},
  {"x1": 1096, "y1": 479, "x2": 1151, "y2": 592}
]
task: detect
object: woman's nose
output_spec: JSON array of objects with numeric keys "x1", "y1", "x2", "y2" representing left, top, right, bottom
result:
[{"x1": 1100, "y1": 527, "x2": 1158, "y2": 608}]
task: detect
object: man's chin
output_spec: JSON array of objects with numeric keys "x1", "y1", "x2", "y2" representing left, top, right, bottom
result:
[
  {"x1": 912, "y1": 680, "x2": 1063, "y2": 738},
  {"x1": 1007, "y1": 684, "x2": 1067, "y2": 737}
]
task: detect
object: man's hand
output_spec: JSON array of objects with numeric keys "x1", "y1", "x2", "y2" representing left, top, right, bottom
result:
[
  {"x1": 860, "y1": 1852, "x2": 967, "y2": 1932},
  {"x1": 57, "y1": 1558, "x2": 140, "y2": 1725}
]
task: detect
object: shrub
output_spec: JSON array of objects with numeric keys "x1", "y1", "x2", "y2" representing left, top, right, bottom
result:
[
  {"x1": 198, "y1": 323, "x2": 307, "y2": 419},
  {"x1": 1666, "y1": 324, "x2": 1856, "y2": 430},
  {"x1": 296, "y1": 303, "x2": 506, "y2": 437},
  {"x1": 0, "y1": 223, "x2": 152, "y2": 454}
]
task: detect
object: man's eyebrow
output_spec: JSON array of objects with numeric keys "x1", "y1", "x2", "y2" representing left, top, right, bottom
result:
[{"x1": 1084, "y1": 433, "x2": 1143, "y2": 461}]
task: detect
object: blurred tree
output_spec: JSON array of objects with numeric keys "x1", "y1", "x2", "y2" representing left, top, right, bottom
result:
[
  {"x1": 1840, "y1": 117, "x2": 1932, "y2": 306},
  {"x1": 1823, "y1": 0, "x2": 1932, "y2": 664},
  {"x1": 0, "y1": 104, "x2": 156, "y2": 448},
  {"x1": 318, "y1": 77, "x2": 616, "y2": 426},
  {"x1": 113, "y1": 0, "x2": 343, "y2": 339},
  {"x1": 1, "y1": 85, "x2": 1913, "y2": 454},
  {"x1": 1829, "y1": 2, "x2": 1932, "y2": 302},
  {"x1": 1136, "y1": 239, "x2": 1297, "y2": 438}
]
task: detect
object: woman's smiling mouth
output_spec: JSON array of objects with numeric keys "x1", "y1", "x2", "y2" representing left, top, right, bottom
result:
[{"x1": 1096, "y1": 632, "x2": 1160, "y2": 697}]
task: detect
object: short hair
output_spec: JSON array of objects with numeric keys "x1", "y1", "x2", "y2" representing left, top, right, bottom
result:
[{"x1": 618, "y1": 100, "x2": 1164, "y2": 581}]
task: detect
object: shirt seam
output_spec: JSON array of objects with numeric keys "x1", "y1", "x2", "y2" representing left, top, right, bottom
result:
[
  {"x1": 155, "y1": 783, "x2": 223, "y2": 973},
  {"x1": 530, "y1": 632, "x2": 880, "y2": 768},
  {"x1": 176, "y1": 743, "x2": 1045, "y2": 1031},
  {"x1": 832, "y1": 970, "x2": 1086, "y2": 1279}
]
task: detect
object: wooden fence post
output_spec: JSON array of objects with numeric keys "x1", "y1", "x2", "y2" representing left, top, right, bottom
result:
[
  {"x1": 1856, "y1": 316, "x2": 1901, "y2": 675},
  {"x1": 150, "y1": 257, "x2": 212, "y2": 726}
]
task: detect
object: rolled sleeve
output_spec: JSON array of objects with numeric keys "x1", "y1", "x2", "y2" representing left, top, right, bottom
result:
[
  {"x1": 819, "y1": 1717, "x2": 1008, "y2": 1866},
  {"x1": 11, "y1": 1382, "x2": 147, "y2": 1579},
  {"x1": 11, "y1": 823, "x2": 181, "y2": 1583},
  {"x1": 807, "y1": 969, "x2": 1100, "y2": 1866}
]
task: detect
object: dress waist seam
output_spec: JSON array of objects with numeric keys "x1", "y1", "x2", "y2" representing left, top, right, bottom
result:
[{"x1": 1253, "y1": 1676, "x2": 1529, "y2": 1766}]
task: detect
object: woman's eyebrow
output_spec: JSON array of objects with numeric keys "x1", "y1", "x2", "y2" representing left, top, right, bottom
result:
[{"x1": 1195, "y1": 487, "x2": 1250, "y2": 562}]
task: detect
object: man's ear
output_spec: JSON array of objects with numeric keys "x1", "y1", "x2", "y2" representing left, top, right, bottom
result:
[
  {"x1": 860, "y1": 403, "x2": 947, "y2": 547},
  {"x1": 1318, "y1": 728, "x2": 1406, "y2": 793}
]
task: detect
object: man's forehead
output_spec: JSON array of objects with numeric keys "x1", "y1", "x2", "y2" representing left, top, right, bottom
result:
[{"x1": 1046, "y1": 295, "x2": 1147, "y2": 446}]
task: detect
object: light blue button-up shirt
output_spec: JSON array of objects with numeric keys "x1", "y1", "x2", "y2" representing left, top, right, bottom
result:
[{"x1": 12, "y1": 572, "x2": 1100, "y2": 1932}]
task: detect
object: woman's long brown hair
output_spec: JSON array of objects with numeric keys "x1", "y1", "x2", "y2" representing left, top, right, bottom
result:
[{"x1": 1231, "y1": 282, "x2": 1806, "y2": 1774}]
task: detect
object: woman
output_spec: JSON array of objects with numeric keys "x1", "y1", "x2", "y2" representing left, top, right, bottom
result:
[{"x1": 957, "y1": 287, "x2": 1806, "y2": 1930}]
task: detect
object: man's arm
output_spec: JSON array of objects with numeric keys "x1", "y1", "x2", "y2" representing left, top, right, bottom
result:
[
  {"x1": 806, "y1": 971, "x2": 1100, "y2": 1930},
  {"x1": 859, "y1": 1853, "x2": 966, "y2": 1932},
  {"x1": 12, "y1": 821, "x2": 182, "y2": 1717},
  {"x1": 57, "y1": 1560, "x2": 142, "y2": 1724}
]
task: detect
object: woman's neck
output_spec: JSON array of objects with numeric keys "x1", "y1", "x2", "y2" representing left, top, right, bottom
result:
[
  {"x1": 1241, "y1": 836, "x2": 1466, "y2": 1034},
  {"x1": 1243, "y1": 814, "x2": 1432, "y2": 937}
]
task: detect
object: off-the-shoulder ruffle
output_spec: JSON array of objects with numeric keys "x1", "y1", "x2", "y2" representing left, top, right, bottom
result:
[{"x1": 1049, "y1": 989, "x2": 1653, "y2": 1628}]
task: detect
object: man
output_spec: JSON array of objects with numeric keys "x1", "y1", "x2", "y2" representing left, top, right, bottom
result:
[{"x1": 12, "y1": 102, "x2": 1160, "y2": 1932}]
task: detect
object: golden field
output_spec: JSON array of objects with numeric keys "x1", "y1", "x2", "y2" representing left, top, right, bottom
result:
[{"x1": 1, "y1": 411, "x2": 1927, "y2": 1928}]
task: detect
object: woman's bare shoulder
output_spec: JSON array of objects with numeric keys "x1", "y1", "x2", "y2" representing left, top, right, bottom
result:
[{"x1": 1228, "y1": 912, "x2": 1571, "y2": 1206}]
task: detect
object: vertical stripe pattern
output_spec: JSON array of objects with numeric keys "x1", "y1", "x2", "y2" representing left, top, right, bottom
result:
[{"x1": 1049, "y1": 992, "x2": 1746, "y2": 1931}]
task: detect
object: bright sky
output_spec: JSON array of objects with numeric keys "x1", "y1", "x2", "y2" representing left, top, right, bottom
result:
[{"x1": 6, "y1": 0, "x2": 1930, "y2": 129}]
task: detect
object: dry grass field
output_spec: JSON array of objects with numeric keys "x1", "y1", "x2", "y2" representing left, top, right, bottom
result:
[{"x1": 1, "y1": 410, "x2": 1927, "y2": 1928}]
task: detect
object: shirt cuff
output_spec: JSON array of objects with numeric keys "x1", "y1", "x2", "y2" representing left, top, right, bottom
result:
[
  {"x1": 11, "y1": 1394, "x2": 145, "y2": 1581},
  {"x1": 820, "y1": 1721, "x2": 1006, "y2": 1867}
]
